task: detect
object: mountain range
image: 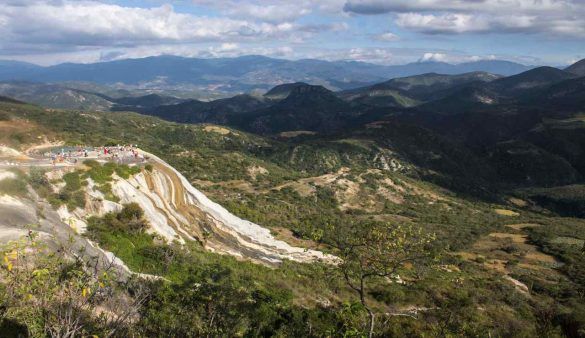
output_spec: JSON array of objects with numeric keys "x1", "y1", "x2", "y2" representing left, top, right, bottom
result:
[
  {"x1": 113, "y1": 58, "x2": 585, "y2": 195},
  {"x1": 1, "y1": 55, "x2": 585, "y2": 337},
  {"x1": 1, "y1": 56, "x2": 583, "y2": 197},
  {"x1": 0, "y1": 55, "x2": 534, "y2": 93}
]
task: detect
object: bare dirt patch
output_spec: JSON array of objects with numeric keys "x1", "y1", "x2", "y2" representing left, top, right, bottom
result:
[
  {"x1": 192, "y1": 179, "x2": 256, "y2": 194},
  {"x1": 278, "y1": 131, "x2": 317, "y2": 138},
  {"x1": 273, "y1": 167, "x2": 349, "y2": 197},
  {"x1": 456, "y1": 227, "x2": 563, "y2": 294},
  {"x1": 494, "y1": 209, "x2": 520, "y2": 217},
  {"x1": 271, "y1": 227, "x2": 325, "y2": 251},
  {"x1": 203, "y1": 125, "x2": 232, "y2": 135},
  {"x1": 505, "y1": 223, "x2": 540, "y2": 231},
  {"x1": 508, "y1": 197, "x2": 528, "y2": 207},
  {"x1": 488, "y1": 233, "x2": 528, "y2": 243},
  {"x1": 247, "y1": 165, "x2": 268, "y2": 180}
]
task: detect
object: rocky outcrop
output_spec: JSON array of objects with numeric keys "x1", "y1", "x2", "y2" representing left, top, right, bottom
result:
[
  {"x1": 0, "y1": 148, "x2": 337, "y2": 267},
  {"x1": 109, "y1": 151, "x2": 337, "y2": 265}
]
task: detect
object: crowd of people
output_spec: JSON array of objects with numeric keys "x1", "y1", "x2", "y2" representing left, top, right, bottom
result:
[{"x1": 41, "y1": 145, "x2": 145, "y2": 165}]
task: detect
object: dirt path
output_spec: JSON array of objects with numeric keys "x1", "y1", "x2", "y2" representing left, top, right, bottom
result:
[{"x1": 24, "y1": 140, "x2": 64, "y2": 155}]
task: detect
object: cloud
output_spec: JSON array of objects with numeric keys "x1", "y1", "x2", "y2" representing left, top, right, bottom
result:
[
  {"x1": 0, "y1": 0, "x2": 576, "y2": 66},
  {"x1": 218, "y1": 43, "x2": 239, "y2": 52},
  {"x1": 396, "y1": 13, "x2": 536, "y2": 34},
  {"x1": 299, "y1": 22, "x2": 349, "y2": 34},
  {"x1": 192, "y1": 0, "x2": 346, "y2": 23},
  {"x1": 344, "y1": 0, "x2": 585, "y2": 37},
  {"x1": 343, "y1": 0, "x2": 574, "y2": 15},
  {"x1": 418, "y1": 52, "x2": 448, "y2": 63},
  {"x1": 225, "y1": 3, "x2": 312, "y2": 23},
  {"x1": 417, "y1": 52, "x2": 500, "y2": 63},
  {"x1": 374, "y1": 32, "x2": 399, "y2": 41},
  {"x1": 99, "y1": 50, "x2": 125, "y2": 62},
  {"x1": 0, "y1": 1, "x2": 301, "y2": 51}
]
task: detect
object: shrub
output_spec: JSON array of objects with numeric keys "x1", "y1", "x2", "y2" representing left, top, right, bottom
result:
[
  {"x1": 86, "y1": 162, "x2": 115, "y2": 184},
  {"x1": 114, "y1": 164, "x2": 140, "y2": 179},
  {"x1": 28, "y1": 167, "x2": 48, "y2": 187},
  {"x1": 118, "y1": 203, "x2": 144, "y2": 222},
  {"x1": 0, "y1": 178, "x2": 27, "y2": 197},
  {"x1": 62, "y1": 172, "x2": 83, "y2": 192},
  {"x1": 88, "y1": 203, "x2": 147, "y2": 236},
  {"x1": 97, "y1": 183, "x2": 120, "y2": 203}
]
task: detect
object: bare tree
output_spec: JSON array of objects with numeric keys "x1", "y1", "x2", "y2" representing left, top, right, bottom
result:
[{"x1": 330, "y1": 222, "x2": 436, "y2": 338}]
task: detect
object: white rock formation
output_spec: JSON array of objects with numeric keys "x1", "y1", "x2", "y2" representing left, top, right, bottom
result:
[{"x1": 0, "y1": 146, "x2": 337, "y2": 266}]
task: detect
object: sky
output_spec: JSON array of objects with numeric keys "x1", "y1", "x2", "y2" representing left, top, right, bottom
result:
[{"x1": 0, "y1": 0, "x2": 584, "y2": 66}]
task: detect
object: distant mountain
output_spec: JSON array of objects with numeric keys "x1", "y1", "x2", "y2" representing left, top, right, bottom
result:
[
  {"x1": 565, "y1": 58, "x2": 585, "y2": 76},
  {"x1": 0, "y1": 60, "x2": 43, "y2": 79},
  {"x1": 391, "y1": 66, "x2": 585, "y2": 187},
  {"x1": 0, "y1": 55, "x2": 534, "y2": 93},
  {"x1": 0, "y1": 81, "x2": 113, "y2": 111},
  {"x1": 109, "y1": 94, "x2": 185, "y2": 109},
  {"x1": 340, "y1": 71, "x2": 500, "y2": 107},
  {"x1": 143, "y1": 94, "x2": 269, "y2": 124},
  {"x1": 454, "y1": 60, "x2": 533, "y2": 75},
  {"x1": 415, "y1": 67, "x2": 578, "y2": 114},
  {"x1": 264, "y1": 82, "x2": 311, "y2": 100},
  {"x1": 233, "y1": 84, "x2": 361, "y2": 134},
  {"x1": 490, "y1": 66, "x2": 576, "y2": 93},
  {"x1": 523, "y1": 76, "x2": 585, "y2": 110}
]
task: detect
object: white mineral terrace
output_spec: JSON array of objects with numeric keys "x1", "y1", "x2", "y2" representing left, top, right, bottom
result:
[
  {"x1": 142, "y1": 151, "x2": 339, "y2": 264},
  {"x1": 0, "y1": 145, "x2": 338, "y2": 265}
]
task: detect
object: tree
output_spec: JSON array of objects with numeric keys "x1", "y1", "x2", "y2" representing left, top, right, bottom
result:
[
  {"x1": 0, "y1": 228, "x2": 148, "y2": 337},
  {"x1": 330, "y1": 221, "x2": 436, "y2": 338}
]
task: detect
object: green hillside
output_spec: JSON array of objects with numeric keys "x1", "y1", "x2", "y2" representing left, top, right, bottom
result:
[{"x1": 1, "y1": 100, "x2": 585, "y2": 336}]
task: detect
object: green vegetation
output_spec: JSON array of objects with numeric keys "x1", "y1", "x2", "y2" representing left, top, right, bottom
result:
[
  {"x1": 1, "y1": 102, "x2": 585, "y2": 336},
  {"x1": 40, "y1": 170, "x2": 87, "y2": 211},
  {"x1": 331, "y1": 222, "x2": 437, "y2": 337},
  {"x1": 0, "y1": 177, "x2": 28, "y2": 197},
  {"x1": 80, "y1": 206, "x2": 555, "y2": 337},
  {"x1": 0, "y1": 231, "x2": 142, "y2": 337}
]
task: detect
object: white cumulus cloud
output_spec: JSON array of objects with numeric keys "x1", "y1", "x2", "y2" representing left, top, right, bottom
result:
[
  {"x1": 345, "y1": 0, "x2": 585, "y2": 37},
  {"x1": 0, "y1": 1, "x2": 301, "y2": 50},
  {"x1": 375, "y1": 32, "x2": 400, "y2": 41}
]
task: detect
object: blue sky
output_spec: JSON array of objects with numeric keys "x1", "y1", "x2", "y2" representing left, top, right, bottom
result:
[{"x1": 0, "y1": 0, "x2": 583, "y2": 66}]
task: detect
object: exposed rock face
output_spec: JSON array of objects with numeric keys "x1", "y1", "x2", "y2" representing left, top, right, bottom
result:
[
  {"x1": 0, "y1": 184, "x2": 133, "y2": 279},
  {"x1": 108, "y1": 152, "x2": 337, "y2": 265},
  {"x1": 0, "y1": 148, "x2": 337, "y2": 267}
]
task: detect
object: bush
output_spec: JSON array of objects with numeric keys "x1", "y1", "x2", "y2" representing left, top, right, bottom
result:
[
  {"x1": 96, "y1": 183, "x2": 119, "y2": 203},
  {"x1": 0, "y1": 178, "x2": 27, "y2": 197},
  {"x1": 86, "y1": 162, "x2": 115, "y2": 184},
  {"x1": 114, "y1": 164, "x2": 140, "y2": 179},
  {"x1": 118, "y1": 203, "x2": 144, "y2": 222},
  {"x1": 62, "y1": 172, "x2": 84, "y2": 192},
  {"x1": 0, "y1": 234, "x2": 142, "y2": 337},
  {"x1": 88, "y1": 203, "x2": 148, "y2": 237}
]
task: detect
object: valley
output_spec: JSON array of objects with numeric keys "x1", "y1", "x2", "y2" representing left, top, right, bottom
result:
[
  {"x1": 1, "y1": 0, "x2": 585, "y2": 335},
  {"x1": 0, "y1": 56, "x2": 584, "y2": 337},
  {"x1": 0, "y1": 90, "x2": 584, "y2": 335}
]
